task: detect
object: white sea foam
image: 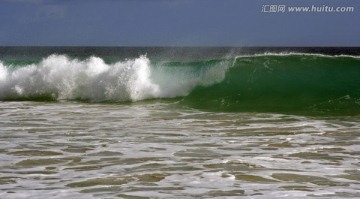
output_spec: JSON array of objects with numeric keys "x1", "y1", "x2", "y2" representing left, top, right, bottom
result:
[
  {"x1": 0, "y1": 62, "x2": 7, "y2": 84},
  {"x1": 0, "y1": 55, "x2": 228, "y2": 102}
]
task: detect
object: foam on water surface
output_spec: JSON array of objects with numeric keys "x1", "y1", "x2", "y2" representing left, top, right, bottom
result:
[{"x1": 0, "y1": 102, "x2": 359, "y2": 198}]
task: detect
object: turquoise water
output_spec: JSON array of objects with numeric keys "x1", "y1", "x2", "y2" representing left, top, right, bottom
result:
[{"x1": 0, "y1": 47, "x2": 359, "y2": 198}]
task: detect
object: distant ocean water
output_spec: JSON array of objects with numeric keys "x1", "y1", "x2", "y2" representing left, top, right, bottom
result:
[{"x1": 0, "y1": 47, "x2": 359, "y2": 198}]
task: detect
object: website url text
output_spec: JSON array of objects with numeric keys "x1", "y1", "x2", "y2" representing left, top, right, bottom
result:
[{"x1": 261, "y1": 5, "x2": 354, "y2": 13}]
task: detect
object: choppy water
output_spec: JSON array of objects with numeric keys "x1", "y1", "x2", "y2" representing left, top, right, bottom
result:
[{"x1": 0, "y1": 101, "x2": 359, "y2": 198}]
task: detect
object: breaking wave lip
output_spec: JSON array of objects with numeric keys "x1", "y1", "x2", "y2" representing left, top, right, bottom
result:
[
  {"x1": 234, "y1": 52, "x2": 360, "y2": 59},
  {"x1": 0, "y1": 54, "x2": 229, "y2": 102}
]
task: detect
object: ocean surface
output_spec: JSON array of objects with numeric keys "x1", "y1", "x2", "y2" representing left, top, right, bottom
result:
[{"x1": 0, "y1": 47, "x2": 359, "y2": 198}]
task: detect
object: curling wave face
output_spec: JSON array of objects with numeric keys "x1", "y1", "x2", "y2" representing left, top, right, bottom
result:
[{"x1": 183, "y1": 54, "x2": 360, "y2": 114}]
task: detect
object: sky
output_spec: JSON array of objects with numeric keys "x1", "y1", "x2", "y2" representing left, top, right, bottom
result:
[{"x1": 0, "y1": 0, "x2": 359, "y2": 46}]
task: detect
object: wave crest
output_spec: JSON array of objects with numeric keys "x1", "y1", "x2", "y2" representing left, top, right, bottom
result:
[
  {"x1": 0, "y1": 55, "x2": 158, "y2": 101},
  {"x1": 0, "y1": 54, "x2": 228, "y2": 102}
]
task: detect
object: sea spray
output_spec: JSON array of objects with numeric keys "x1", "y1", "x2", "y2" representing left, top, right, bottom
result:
[
  {"x1": 0, "y1": 55, "x2": 160, "y2": 101},
  {"x1": 151, "y1": 59, "x2": 230, "y2": 98},
  {"x1": 0, "y1": 54, "x2": 230, "y2": 102}
]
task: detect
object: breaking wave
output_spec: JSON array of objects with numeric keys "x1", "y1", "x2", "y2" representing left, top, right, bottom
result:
[
  {"x1": 1, "y1": 53, "x2": 360, "y2": 115},
  {"x1": 0, "y1": 54, "x2": 228, "y2": 102}
]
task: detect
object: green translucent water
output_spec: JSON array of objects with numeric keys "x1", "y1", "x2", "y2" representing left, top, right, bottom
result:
[{"x1": 0, "y1": 47, "x2": 359, "y2": 198}]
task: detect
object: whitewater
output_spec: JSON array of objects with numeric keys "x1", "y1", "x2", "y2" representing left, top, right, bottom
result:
[
  {"x1": 0, "y1": 54, "x2": 227, "y2": 102},
  {"x1": 0, "y1": 47, "x2": 359, "y2": 199}
]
